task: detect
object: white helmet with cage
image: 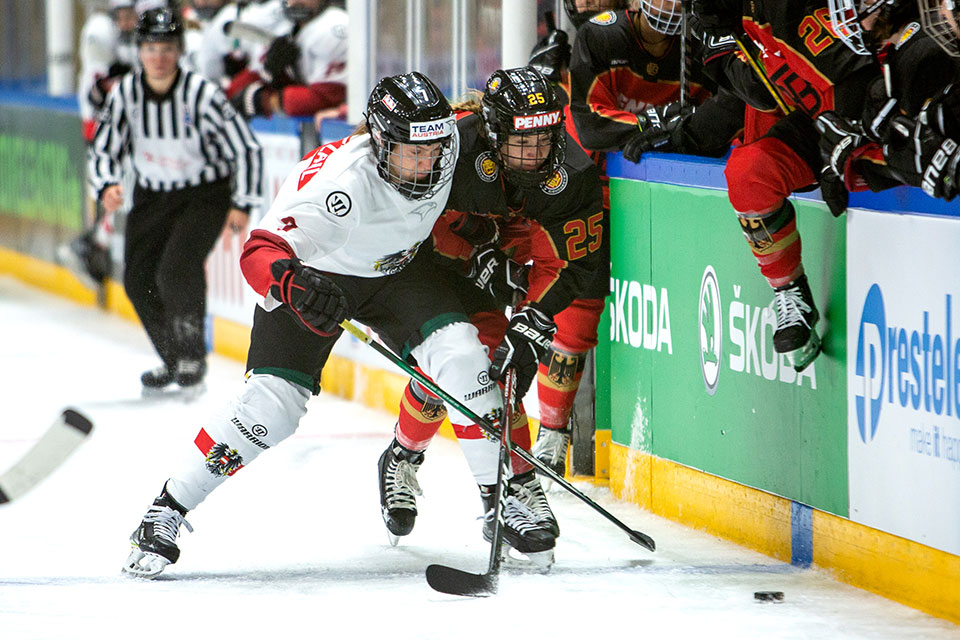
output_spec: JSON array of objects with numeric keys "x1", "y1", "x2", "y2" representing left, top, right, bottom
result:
[
  {"x1": 638, "y1": 0, "x2": 683, "y2": 35},
  {"x1": 920, "y1": 0, "x2": 960, "y2": 57}
]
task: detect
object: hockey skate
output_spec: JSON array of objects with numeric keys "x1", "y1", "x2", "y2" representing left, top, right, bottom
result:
[
  {"x1": 480, "y1": 483, "x2": 555, "y2": 571},
  {"x1": 772, "y1": 275, "x2": 821, "y2": 372},
  {"x1": 174, "y1": 359, "x2": 207, "y2": 398},
  {"x1": 378, "y1": 438, "x2": 424, "y2": 546},
  {"x1": 141, "y1": 364, "x2": 175, "y2": 393},
  {"x1": 123, "y1": 488, "x2": 193, "y2": 578},
  {"x1": 509, "y1": 469, "x2": 559, "y2": 537},
  {"x1": 531, "y1": 423, "x2": 570, "y2": 489}
]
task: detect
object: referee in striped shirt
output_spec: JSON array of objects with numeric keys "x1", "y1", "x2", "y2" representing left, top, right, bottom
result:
[{"x1": 90, "y1": 7, "x2": 263, "y2": 392}]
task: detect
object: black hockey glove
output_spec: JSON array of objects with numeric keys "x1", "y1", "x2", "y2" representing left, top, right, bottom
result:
[
  {"x1": 449, "y1": 212, "x2": 499, "y2": 247},
  {"x1": 690, "y1": 0, "x2": 744, "y2": 38},
  {"x1": 528, "y1": 27, "x2": 570, "y2": 84},
  {"x1": 465, "y1": 245, "x2": 529, "y2": 306},
  {"x1": 818, "y1": 169, "x2": 849, "y2": 217},
  {"x1": 262, "y1": 35, "x2": 300, "y2": 87},
  {"x1": 923, "y1": 84, "x2": 960, "y2": 140},
  {"x1": 886, "y1": 112, "x2": 960, "y2": 201},
  {"x1": 230, "y1": 81, "x2": 275, "y2": 118},
  {"x1": 622, "y1": 102, "x2": 695, "y2": 163},
  {"x1": 107, "y1": 61, "x2": 132, "y2": 79},
  {"x1": 270, "y1": 259, "x2": 349, "y2": 336},
  {"x1": 815, "y1": 111, "x2": 865, "y2": 179},
  {"x1": 489, "y1": 307, "x2": 556, "y2": 400},
  {"x1": 223, "y1": 51, "x2": 250, "y2": 78}
]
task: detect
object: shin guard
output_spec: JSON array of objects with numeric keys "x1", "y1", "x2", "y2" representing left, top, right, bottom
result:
[{"x1": 396, "y1": 378, "x2": 447, "y2": 451}]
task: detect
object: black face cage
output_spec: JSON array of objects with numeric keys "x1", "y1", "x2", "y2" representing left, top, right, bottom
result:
[
  {"x1": 369, "y1": 128, "x2": 458, "y2": 200},
  {"x1": 482, "y1": 102, "x2": 566, "y2": 188}
]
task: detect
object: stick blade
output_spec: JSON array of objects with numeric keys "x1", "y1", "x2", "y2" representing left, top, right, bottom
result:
[
  {"x1": 630, "y1": 529, "x2": 656, "y2": 552},
  {"x1": 425, "y1": 564, "x2": 498, "y2": 597}
]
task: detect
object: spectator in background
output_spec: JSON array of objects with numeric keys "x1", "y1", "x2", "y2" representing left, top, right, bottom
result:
[
  {"x1": 89, "y1": 8, "x2": 262, "y2": 393},
  {"x1": 227, "y1": 0, "x2": 347, "y2": 120}
]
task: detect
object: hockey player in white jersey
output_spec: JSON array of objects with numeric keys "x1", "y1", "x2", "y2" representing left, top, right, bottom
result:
[
  {"x1": 226, "y1": 0, "x2": 347, "y2": 118},
  {"x1": 122, "y1": 72, "x2": 506, "y2": 578}
]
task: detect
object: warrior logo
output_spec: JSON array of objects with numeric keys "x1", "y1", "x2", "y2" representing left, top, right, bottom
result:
[
  {"x1": 541, "y1": 166, "x2": 568, "y2": 195},
  {"x1": 325, "y1": 191, "x2": 352, "y2": 217},
  {"x1": 374, "y1": 241, "x2": 423, "y2": 275},
  {"x1": 475, "y1": 151, "x2": 499, "y2": 182},
  {"x1": 205, "y1": 443, "x2": 244, "y2": 477},
  {"x1": 699, "y1": 265, "x2": 722, "y2": 395}
]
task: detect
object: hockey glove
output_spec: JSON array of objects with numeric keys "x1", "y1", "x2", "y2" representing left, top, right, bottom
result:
[
  {"x1": 922, "y1": 84, "x2": 960, "y2": 140},
  {"x1": 107, "y1": 61, "x2": 132, "y2": 78},
  {"x1": 622, "y1": 102, "x2": 695, "y2": 163},
  {"x1": 449, "y1": 212, "x2": 499, "y2": 247},
  {"x1": 465, "y1": 245, "x2": 529, "y2": 306},
  {"x1": 270, "y1": 259, "x2": 349, "y2": 336},
  {"x1": 815, "y1": 111, "x2": 865, "y2": 179},
  {"x1": 231, "y1": 81, "x2": 276, "y2": 118},
  {"x1": 885, "y1": 113, "x2": 960, "y2": 201},
  {"x1": 262, "y1": 35, "x2": 300, "y2": 87},
  {"x1": 223, "y1": 51, "x2": 250, "y2": 79},
  {"x1": 489, "y1": 307, "x2": 556, "y2": 400},
  {"x1": 818, "y1": 169, "x2": 849, "y2": 217},
  {"x1": 528, "y1": 27, "x2": 570, "y2": 84},
  {"x1": 690, "y1": 0, "x2": 744, "y2": 38}
]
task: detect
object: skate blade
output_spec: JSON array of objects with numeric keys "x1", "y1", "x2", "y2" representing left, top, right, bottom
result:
[
  {"x1": 786, "y1": 329, "x2": 822, "y2": 372},
  {"x1": 122, "y1": 548, "x2": 170, "y2": 579},
  {"x1": 177, "y1": 383, "x2": 207, "y2": 402},
  {"x1": 502, "y1": 544, "x2": 555, "y2": 573},
  {"x1": 386, "y1": 530, "x2": 400, "y2": 547}
]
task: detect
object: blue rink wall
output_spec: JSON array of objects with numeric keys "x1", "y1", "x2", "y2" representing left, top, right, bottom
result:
[{"x1": 0, "y1": 90, "x2": 957, "y2": 625}]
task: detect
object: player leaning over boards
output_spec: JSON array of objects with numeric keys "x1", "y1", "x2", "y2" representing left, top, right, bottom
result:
[
  {"x1": 691, "y1": 0, "x2": 880, "y2": 372},
  {"x1": 89, "y1": 8, "x2": 262, "y2": 393},
  {"x1": 379, "y1": 68, "x2": 605, "y2": 568},
  {"x1": 122, "y1": 72, "x2": 508, "y2": 578}
]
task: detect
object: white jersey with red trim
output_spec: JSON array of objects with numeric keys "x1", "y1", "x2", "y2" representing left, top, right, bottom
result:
[
  {"x1": 296, "y1": 5, "x2": 348, "y2": 84},
  {"x1": 255, "y1": 132, "x2": 457, "y2": 293},
  {"x1": 77, "y1": 12, "x2": 138, "y2": 122}
]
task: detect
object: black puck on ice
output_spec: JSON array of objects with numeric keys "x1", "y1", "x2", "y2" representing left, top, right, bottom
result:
[{"x1": 754, "y1": 591, "x2": 784, "y2": 602}]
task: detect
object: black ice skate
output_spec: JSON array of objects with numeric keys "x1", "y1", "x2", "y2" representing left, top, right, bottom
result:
[
  {"x1": 480, "y1": 483, "x2": 555, "y2": 570},
  {"x1": 141, "y1": 364, "x2": 175, "y2": 390},
  {"x1": 772, "y1": 274, "x2": 821, "y2": 372},
  {"x1": 175, "y1": 359, "x2": 207, "y2": 389},
  {"x1": 531, "y1": 423, "x2": 570, "y2": 484},
  {"x1": 378, "y1": 438, "x2": 424, "y2": 546},
  {"x1": 123, "y1": 487, "x2": 193, "y2": 578},
  {"x1": 509, "y1": 469, "x2": 559, "y2": 537}
]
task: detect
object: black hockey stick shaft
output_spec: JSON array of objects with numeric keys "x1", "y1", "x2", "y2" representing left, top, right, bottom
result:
[
  {"x1": 339, "y1": 320, "x2": 656, "y2": 552},
  {"x1": 424, "y1": 369, "x2": 515, "y2": 596},
  {"x1": 679, "y1": 4, "x2": 688, "y2": 109},
  {"x1": 732, "y1": 34, "x2": 792, "y2": 115}
]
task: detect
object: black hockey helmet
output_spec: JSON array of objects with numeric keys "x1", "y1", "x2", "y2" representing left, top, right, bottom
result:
[
  {"x1": 481, "y1": 67, "x2": 566, "y2": 188},
  {"x1": 135, "y1": 7, "x2": 185, "y2": 48},
  {"x1": 562, "y1": 0, "x2": 627, "y2": 29},
  {"x1": 365, "y1": 72, "x2": 458, "y2": 200},
  {"x1": 829, "y1": 0, "x2": 920, "y2": 54},
  {"x1": 282, "y1": 0, "x2": 328, "y2": 24},
  {"x1": 920, "y1": 0, "x2": 960, "y2": 57}
]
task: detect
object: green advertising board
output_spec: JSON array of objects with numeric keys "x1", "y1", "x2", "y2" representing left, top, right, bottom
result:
[{"x1": 599, "y1": 177, "x2": 848, "y2": 517}]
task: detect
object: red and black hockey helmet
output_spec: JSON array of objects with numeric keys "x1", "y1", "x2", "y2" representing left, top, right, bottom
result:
[
  {"x1": 920, "y1": 0, "x2": 960, "y2": 57},
  {"x1": 481, "y1": 66, "x2": 566, "y2": 188},
  {"x1": 135, "y1": 7, "x2": 185, "y2": 48},
  {"x1": 562, "y1": 0, "x2": 628, "y2": 29},
  {"x1": 365, "y1": 72, "x2": 458, "y2": 200}
]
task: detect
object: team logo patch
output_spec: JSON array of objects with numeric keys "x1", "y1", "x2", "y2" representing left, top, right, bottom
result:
[
  {"x1": 646, "y1": 62, "x2": 660, "y2": 77},
  {"x1": 590, "y1": 11, "x2": 617, "y2": 25},
  {"x1": 896, "y1": 22, "x2": 920, "y2": 49},
  {"x1": 381, "y1": 94, "x2": 397, "y2": 111},
  {"x1": 513, "y1": 110, "x2": 561, "y2": 131},
  {"x1": 541, "y1": 166, "x2": 568, "y2": 195},
  {"x1": 374, "y1": 241, "x2": 422, "y2": 275},
  {"x1": 325, "y1": 191, "x2": 352, "y2": 216},
  {"x1": 205, "y1": 443, "x2": 243, "y2": 477},
  {"x1": 475, "y1": 151, "x2": 499, "y2": 182},
  {"x1": 487, "y1": 76, "x2": 502, "y2": 93}
]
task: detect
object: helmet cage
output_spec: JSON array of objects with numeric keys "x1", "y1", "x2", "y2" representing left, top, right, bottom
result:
[
  {"x1": 920, "y1": 0, "x2": 960, "y2": 57},
  {"x1": 365, "y1": 72, "x2": 458, "y2": 200},
  {"x1": 283, "y1": 0, "x2": 324, "y2": 24},
  {"x1": 639, "y1": 0, "x2": 684, "y2": 35},
  {"x1": 829, "y1": 0, "x2": 887, "y2": 55},
  {"x1": 481, "y1": 68, "x2": 566, "y2": 188}
]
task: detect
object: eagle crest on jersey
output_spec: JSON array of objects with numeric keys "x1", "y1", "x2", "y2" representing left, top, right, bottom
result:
[
  {"x1": 205, "y1": 443, "x2": 244, "y2": 477},
  {"x1": 374, "y1": 241, "x2": 423, "y2": 275}
]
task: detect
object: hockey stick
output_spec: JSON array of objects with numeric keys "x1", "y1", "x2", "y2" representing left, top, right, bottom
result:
[
  {"x1": 732, "y1": 34, "x2": 793, "y2": 115},
  {"x1": 0, "y1": 409, "x2": 93, "y2": 504},
  {"x1": 338, "y1": 319, "x2": 656, "y2": 552},
  {"x1": 424, "y1": 368, "x2": 516, "y2": 596},
  {"x1": 224, "y1": 20, "x2": 276, "y2": 47},
  {"x1": 679, "y1": 4, "x2": 689, "y2": 109}
]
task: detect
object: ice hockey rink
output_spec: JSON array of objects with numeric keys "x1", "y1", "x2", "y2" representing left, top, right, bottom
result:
[{"x1": 0, "y1": 276, "x2": 957, "y2": 640}]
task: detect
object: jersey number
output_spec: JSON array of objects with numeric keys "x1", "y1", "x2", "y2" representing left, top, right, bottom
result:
[
  {"x1": 564, "y1": 212, "x2": 603, "y2": 260},
  {"x1": 798, "y1": 8, "x2": 837, "y2": 57}
]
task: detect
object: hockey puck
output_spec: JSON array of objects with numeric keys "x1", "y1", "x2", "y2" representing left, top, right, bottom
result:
[{"x1": 754, "y1": 591, "x2": 784, "y2": 602}]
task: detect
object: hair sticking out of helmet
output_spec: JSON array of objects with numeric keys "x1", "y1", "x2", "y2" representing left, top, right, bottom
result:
[
  {"x1": 481, "y1": 67, "x2": 566, "y2": 188},
  {"x1": 562, "y1": 0, "x2": 627, "y2": 28},
  {"x1": 365, "y1": 72, "x2": 458, "y2": 201},
  {"x1": 830, "y1": 0, "x2": 919, "y2": 54},
  {"x1": 639, "y1": 0, "x2": 683, "y2": 35},
  {"x1": 136, "y1": 7, "x2": 185, "y2": 47},
  {"x1": 920, "y1": 0, "x2": 960, "y2": 56}
]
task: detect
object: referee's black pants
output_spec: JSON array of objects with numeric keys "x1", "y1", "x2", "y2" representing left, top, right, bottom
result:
[{"x1": 123, "y1": 179, "x2": 231, "y2": 368}]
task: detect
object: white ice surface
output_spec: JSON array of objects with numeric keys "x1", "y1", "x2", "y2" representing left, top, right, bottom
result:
[{"x1": 0, "y1": 276, "x2": 957, "y2": 640}]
